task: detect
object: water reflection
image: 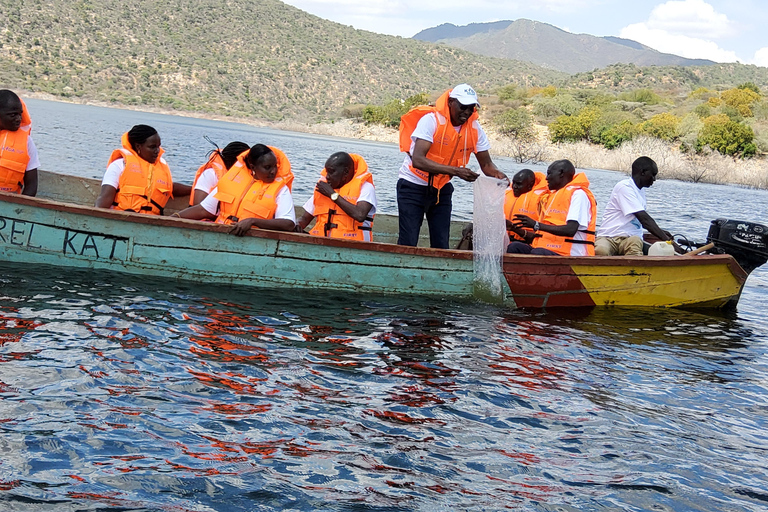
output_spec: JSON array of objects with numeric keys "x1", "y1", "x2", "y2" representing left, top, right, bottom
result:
[{"x1": 0, "y1": 263, "x2": 767, "y2": 510}]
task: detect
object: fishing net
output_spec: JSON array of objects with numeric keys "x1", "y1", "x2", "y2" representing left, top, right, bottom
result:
[{"x1": 472, "y1": 175, "x2": 509, "y2": 302}]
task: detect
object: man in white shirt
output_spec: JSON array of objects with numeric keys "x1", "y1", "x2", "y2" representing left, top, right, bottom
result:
[
  {"x1": 397, "y1": 84, "x2": 506, "y2": 248},
  {"x1": 596, "y1": 156, "x2": 674, "y2": 256}
]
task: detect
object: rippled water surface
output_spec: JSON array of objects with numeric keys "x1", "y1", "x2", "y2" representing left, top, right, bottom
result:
[{"x1": 0, "y1": 99, "x2": 766, "y2": 510}]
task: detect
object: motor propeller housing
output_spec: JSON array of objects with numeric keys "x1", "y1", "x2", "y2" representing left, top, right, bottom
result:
[{"x1": 707, "y1": 219, "x2": 768, "y2": 274}]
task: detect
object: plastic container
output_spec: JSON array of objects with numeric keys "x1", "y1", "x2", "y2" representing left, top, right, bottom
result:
[{"x1": 648, "y1": 240, "x2": 675, "y2": 256}]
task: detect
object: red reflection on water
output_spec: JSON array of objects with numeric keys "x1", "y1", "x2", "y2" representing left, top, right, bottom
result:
[
  {"x1": 199, "y1": 402, "x2": 272, "y2": 417},
  {"x1": 497, "y1": 449, "x2": 540, "y2": 465},
  {"x1": 187, "y1": 368, "x2": 265, "y2": 395},
  {"x1": 0, "y1": 480, "x2": 21, "y2": 491},
  {"x1": 485, "y1": 474, "x2": 558, "y2": 501},
  {"x1": 0, "y1": 315, "x2": 39, "y2": 346},
  {"x1": 366, "y1": 409, "x2": 446, "y2": 426}
]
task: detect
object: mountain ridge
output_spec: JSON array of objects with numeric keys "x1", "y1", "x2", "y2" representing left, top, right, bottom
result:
[{"x1": 413, "y1": 19, "x2": 716, "y2": 73}]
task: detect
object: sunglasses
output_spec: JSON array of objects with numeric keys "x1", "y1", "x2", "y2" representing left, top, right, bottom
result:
[{"x1": 457, "y1": 102, "x2": 476, "y2": 112}]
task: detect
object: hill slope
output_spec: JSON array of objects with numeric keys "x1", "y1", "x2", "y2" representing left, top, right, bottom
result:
[
  {"x1": 414, "y1": 19, "x2": 714, "y2": 73},
  {"x1": 0, "y1": 0, "x2": 565, "y2": 120}
]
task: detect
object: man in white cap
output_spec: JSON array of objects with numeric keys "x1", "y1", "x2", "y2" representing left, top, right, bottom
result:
[{"x1": 397, "y1": 84, "x2": 506, "y2": 248}]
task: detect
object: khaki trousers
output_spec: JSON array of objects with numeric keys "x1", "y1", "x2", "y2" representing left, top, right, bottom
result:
[{"x1": 595, "y1": 235, "x2": 644, "y2": 256}]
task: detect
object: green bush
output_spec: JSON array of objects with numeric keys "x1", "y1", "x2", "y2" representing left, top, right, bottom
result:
[
  {"x1": 549, "y1": 107, "x2": 601, "y2": 143},
  {"x1": 494, "y1": 107, "x2": 534, "y2": 139},
  {"x1": 641, "y1": 112, "x2": 680, "y2": 141},
  {"x1": 598, "y1": 121, "x2": 639, "y2": 149},
  {"x1": 697, "y1": 114, "x2": 756, "y2": 157},
  {"x1": 618, "y1": 88, "x2": 663, "y2": 105},
  {"x1": 362, "y1": 92, "x2": 429, "y2": 127}
]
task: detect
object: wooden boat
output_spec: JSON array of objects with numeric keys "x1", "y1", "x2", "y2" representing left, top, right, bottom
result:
[{"x1": 0, "y1": 170, "x2": 764, "y2": 309}]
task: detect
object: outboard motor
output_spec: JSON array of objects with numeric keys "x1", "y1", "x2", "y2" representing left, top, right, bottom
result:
[{"x1": 707, "y1": 219, "x2": 768, "y2": 274}]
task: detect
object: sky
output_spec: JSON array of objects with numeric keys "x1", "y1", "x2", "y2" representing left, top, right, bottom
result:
[{"x1": 280, "y1": 0, "x2": 768, "y2": 67}]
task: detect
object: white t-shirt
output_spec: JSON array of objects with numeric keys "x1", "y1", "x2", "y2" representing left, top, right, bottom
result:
[
  {"x1": 100, "y1": 156, "x2": 173, "y2": 189},
  {"x1": 398, "y1": 113, "x2": 491, "y2": 186},
  {"x1": 193, "y1": 167, "x2": 219, "y2": 196},
  {"x1": 200, "y1": 185, "x2": 296, "y2": 223},
  {"x1": 564, "y1": 189, "x2": 593, "y2": 257},
  {"x1": 597, "y1": 178, "x2": 647, "y2": 238},
  {"x1": 26, "y1": 136, "x2": 40, "y2": 171}
]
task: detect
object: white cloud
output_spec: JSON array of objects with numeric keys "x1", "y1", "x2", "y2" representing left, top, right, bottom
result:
[
  {"x1": 754, "y1": 48, "x2": 768, "y2": 68},
  {"x1": 620, "y1": 23, "x2": 740, "y2": 62},
  {"x1": 645, "y1": 0, "x2": 736, "y2": 38},
  {"x1": 619, "y1": 0, "x2": 741, "y2": 62}
]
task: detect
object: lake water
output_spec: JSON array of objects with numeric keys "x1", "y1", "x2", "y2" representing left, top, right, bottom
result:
[{"x1": 0, "y1": 99, "x2": 767, "y2": 511}]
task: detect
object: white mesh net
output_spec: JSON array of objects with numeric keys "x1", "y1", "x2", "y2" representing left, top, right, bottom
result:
[{"x1": 472, "y1": 175, "x2": 509, "y2": 302}]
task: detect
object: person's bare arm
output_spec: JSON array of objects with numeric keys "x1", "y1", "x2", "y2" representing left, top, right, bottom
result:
[
  {"x1": 316, "y1": 181, "x2": 373, "y2": 223},
  {"x1": 22, "y1": 169, "x2": 38, "y2": 197},
  {"x1": 229, "y1": 217, "x2": 295, "y2": 236},
  {"x1": 175, "y1": 204, "x2": 216, "y2": 220},
  {"x1": 95, "y1": 185, "x2": 117, "y2": 208},
  {"x1": 475, "y1": 151, "x2": 507, "y2": 181},
  {"x1": 514, "y1": 214, "x2": 580, "y2": 237}
]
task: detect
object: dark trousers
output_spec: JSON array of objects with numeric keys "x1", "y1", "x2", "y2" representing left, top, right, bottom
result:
[
  {"x1": 507, "y1": 241, "x2": 558, "y2": 255},
  {"x1": 397, "y1": 179, "x2": 454, "y2": 249}
]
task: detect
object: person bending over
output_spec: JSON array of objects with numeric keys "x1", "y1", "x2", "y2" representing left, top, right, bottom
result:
[{"x1": 397, "y1": 83, "x2": 506, "y2": 248}]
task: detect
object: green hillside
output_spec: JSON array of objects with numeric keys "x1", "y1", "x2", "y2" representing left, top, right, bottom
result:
[{"x1": 0, "y1": 0, "x2": 565, "y2": 120}]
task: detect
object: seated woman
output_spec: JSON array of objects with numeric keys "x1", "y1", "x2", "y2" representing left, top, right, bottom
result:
[
  {"x1": 175, "y1": 144, "x2": 295, "y2": 235},
  {"x1": 189, "y1": 141, "x2": 250, "y2": 206},
  {"x1": 95, "y1": 125, "x2": 191, "y2": 214}
]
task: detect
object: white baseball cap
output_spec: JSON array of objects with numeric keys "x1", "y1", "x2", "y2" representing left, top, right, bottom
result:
[{"x1": 449, "y1": 84, "x2": 480, "y2": 107}]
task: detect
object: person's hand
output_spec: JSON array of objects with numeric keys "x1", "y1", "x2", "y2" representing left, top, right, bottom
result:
[
  {"x1": 513, "y1": 214, "x2": 536, "y2": 230},
  {"x1": 316, "y1": 181, "x2": 335, "y2": 198},
  {"x1": 454, "y1": 167, "x2": 480, "y2": 182},
  {"x1": 229, "y1": 218, "x2": 255, "y2": 236},
  {"x1": 506, "y1": 219, "x2": 525, "y2": 237},
  {"x1": 485, "y1": 169, "x2": 508, "y2": 181}
]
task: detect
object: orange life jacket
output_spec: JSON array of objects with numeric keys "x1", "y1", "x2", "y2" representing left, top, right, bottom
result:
[
  {"x1": 0, "y1": 98, "x2": 32, "y2": 194},
  {"x1": 189, "y1": 150, "x2": 228, "y2": 205},
  {"x1": 504, "y1": 172, "x2": 547, "y2": 241},
  {"x1": 213, "y1": 147, "x2": 293, "y2": 225},
  {"x1": 309, "y1": 154, "x2": 374, "y2": 241},
  {"x1": 108, "y1": 132, "x2": 173, "y2": 215},
  {"x1": 398, "y1": 90, "x2": 479, "y2": 190},
  {"x1": 533, "y1": 173, "x2": 597, "y2": 256}
]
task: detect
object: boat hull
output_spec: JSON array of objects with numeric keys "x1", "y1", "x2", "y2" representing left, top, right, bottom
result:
[{"x1": 504, "y1": 255, "x2": 747, "y2": 308}]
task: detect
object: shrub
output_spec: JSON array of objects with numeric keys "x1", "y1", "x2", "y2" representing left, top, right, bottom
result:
[
  {"x1": 362, "y1": 92, "x2": 429, "y2": 127},
  {"x1": 618, "y1": 88, "x2": 663, "y2": 105},
  {"x1": 720, "y1": 87, "x2": 761, "y2": 117},
  {"x1": 697, "y1": 114, "x2": 756, "y2": 157},
  {"x1": 641, "y1": 112, "x2": 680, "y2": 141},
  {"x1": 548, "y1": 107, "x2": 601, "y2": 143},
  {"x1": 494, "y1": 107, "x2": 534, "y2": 140},
  {"x1": 598, "y1": 120, "x2": 639, "y2": 149}
]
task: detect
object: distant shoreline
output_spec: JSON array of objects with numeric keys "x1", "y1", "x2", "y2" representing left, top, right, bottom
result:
[{"x1": 21, "y1": 92, "x2": 768, "y2": 190}]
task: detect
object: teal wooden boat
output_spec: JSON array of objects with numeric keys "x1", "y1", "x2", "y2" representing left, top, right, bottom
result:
[
  {"x1": 1, "y1": 171, "x2": 765, "y2": 309},
  {"x1": 0, "y1": 170, "x2": 481, "y2": 299}
]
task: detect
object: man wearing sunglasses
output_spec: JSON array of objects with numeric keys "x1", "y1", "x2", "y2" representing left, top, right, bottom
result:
[{"x1": 397, "y1": 83, "x2": 506, "y2": 249}]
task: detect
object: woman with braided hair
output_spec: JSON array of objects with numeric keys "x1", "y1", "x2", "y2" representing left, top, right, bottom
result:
[
  {"x1": 189, "y1": 141, "x2": 250, "y2": 206},
  {"x1": 95, "y1": 124, "x2": 191, "y2": 215}
]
